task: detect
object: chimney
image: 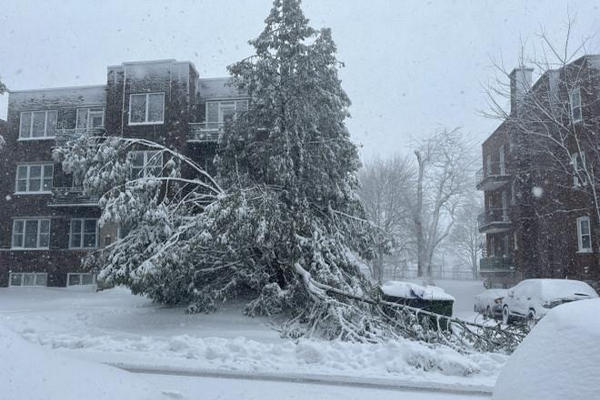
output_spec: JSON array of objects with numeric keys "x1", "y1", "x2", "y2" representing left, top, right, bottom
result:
[{"x1": 510, "y1": 67, "x2": 533, "y2": 115}]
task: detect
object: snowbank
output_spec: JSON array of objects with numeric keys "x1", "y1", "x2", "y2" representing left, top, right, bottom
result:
[
  {"x1": 0, "y1": 324, "x2": 173, "y2": 400},
  {"x1": 493, "y1": 298, "x2": 600, "y2": 400},
  {"x1": 382, "y1": 281, "x2": 455, "y2": 301},
  {"x1": 0, "y1": 286, "x2": 504, "y2": 390}
]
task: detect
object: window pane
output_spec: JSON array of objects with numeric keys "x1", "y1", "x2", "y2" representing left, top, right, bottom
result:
[
  {"x1": 83, "y1": 233, "x2": 96, "y2": 248},
  {"x1": 42, "y1": 165, "x2": 54, "y2": 191},
  {"x1": 70, "y1": 233, "x2": 82, "y2": 248},
  {"x1": 131, "y1": 152, "x2": 144, "y2": 167},
  {"x1": 207, "y1": 102, "x2": 219, "y2": 123},
  {"x1": 39, "y1": 220, "x2": 50, "y2": 234},
  {"x1": 46, "y1": 111, "x2": 57, "y2": 136},
  {"x1": 12, "y1": 221, "x2": 24, "y2": 248},
  {"x1": 81, "y1": 274, "x2": 94, "y2": 285},
  {"x1": 84, "y1": 219, "x2": 97, "y2": 234},
  {"x1": 130, "y1": 95, "x2": 146, "y2": 123},
  {"x1": 580, "y1": 219, "x2": 590, "y2": 235},
  {"x1": 32, "y1": 112, "x2": 46, "y2": 137},
  {"x1": 16, "y1": 166, "x2": 27, "y2": 192},
  {"x1": 71, "y1": 220, "x2": 82, "y2": 248},
  {"x1": 90, "y1": 111, "x2": 104, "y2": 128},
  {"x1": 582, "y1": 235, "x2": 591, "y2": 249},
  {"x1": 76, "y1": 108, "x2": 88, "y2": 129},
  {"x1": 10, "y1": 273, "x2": 22, "y2": 286},
  {"x1": 23, "y1": 274, "x2": 34, "y2": 286},
  {"x1": 14, "y1": 220, "x2": 24, "y2": 234},
  {"x1": 35, "y1": 274, "x2": 47, "y2": 286},
  {"x1": 68, "y1": 274, "x2": 81, "y2": 286},
  {"x1": 20, "y1": 113, "x2": 32, "y2": 138},
  {"x1": 148, "y1": 94, "x2": 164, "y2": 122},
  {"x1": 24, "y1": 220, "x2": 39, "y2": 248},
  {"x1": 29, "y1": 166, "x2": 42, "y2": 192}
]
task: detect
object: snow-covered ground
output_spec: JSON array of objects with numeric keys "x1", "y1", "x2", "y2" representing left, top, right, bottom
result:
[{"x1": 0, "y1": 282, "x2": 503, "y2": 398}]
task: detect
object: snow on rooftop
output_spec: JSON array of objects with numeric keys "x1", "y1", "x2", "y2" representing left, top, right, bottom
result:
[{"x1": 381, "y1": 281, "x2": 455, "y2": 301}]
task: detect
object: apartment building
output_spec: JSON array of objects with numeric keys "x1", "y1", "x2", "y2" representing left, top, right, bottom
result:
[
  {"x1": 0, "y1": 59, "x2": 248, "y2": 287},
  {"x1": 478, "y1": 55, "x2": 600, "y2": 289}
]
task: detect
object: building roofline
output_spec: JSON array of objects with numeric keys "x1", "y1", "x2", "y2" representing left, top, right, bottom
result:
[
  {"x1": 9, "y1": 84, "x2": 106, "y2": 94},
  {"x1": 199, "y1": 76, "x2": 232, "y2": 81}
]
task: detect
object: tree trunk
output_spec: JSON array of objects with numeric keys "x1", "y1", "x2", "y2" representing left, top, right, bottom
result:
[{"x1": 415, "y1": 151, "x2": 425, "y2": 277}]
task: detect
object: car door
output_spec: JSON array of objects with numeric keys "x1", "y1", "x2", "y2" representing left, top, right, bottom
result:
[{"x1": 512, "y1": 281, "x2": 528, "y2": 316}]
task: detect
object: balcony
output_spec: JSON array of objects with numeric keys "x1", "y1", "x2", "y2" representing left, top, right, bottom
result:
[
  {"x1": 188, "y1": 122, "x2": 223, "y2": 143},
  {"x1": 480, "y1": 256, "x2": 515, "y2": 273},
  {"x1": 475, "y1": 162, "x2": 510, "y2": 191},
  {"x1": 55, "y1": 128, "x2": 106, "y2": 145},
  {"x1": 478, "y1": 208, "x2": 511, "y2": 234},
  {"x1": 48, "y1": 187, "x2": 100, "y2": 207}
]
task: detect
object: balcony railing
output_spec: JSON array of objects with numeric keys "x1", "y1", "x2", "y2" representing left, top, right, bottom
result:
[
  {"x1": 475, "y1": 162, "x2": 510, "y2": 191},
  {"x1": 478, "y1": 208, "x2": 511, "y2": 233},
  {"x1": 49, "y1": 187, "x2": 100, "y2": 207},
  {"x1": 55, "y1": 128, "x2": 106, "y2": 144},
  {"x1": 188, "y1": 122, "x2": 223, "y2": 142},
  {"x1": 480, "y1": 256, "x2": 515, "y2": 272}
]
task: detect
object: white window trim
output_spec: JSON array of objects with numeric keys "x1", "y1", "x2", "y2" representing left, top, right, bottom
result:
[
  {"x1": 571, "y1": 152, "x2": 587, "y2": 187},
  {"x1": 576, "y1": 216, "x2": 592, "y2": 253},
  {"x1": 128, "y1": 93, "x2": 165, "y2": 125},
  {"x1": 8, "y1": 272, "x2": 48, "y2": 287},
  {"x1": 76, "y1": 107, "x2": 105, "y2": 129},
  {"x1": 205, "y1": 99, "x2": 249, "y2": 124},
  {"x1": 129, "y1": 150, "x2": 163, "y2": 178},
  {"x1": 69, "y1": 218, "x2": 99, "y2": 249},
  {"x1": 67, "y1": 272, "x2": 96, "y2": 286},
  {"x1": 14, "y1": 163, "x2": 54, "y2": 194},
  {"x1": 11, "y1": 219, "x2": 51, "y2": 250},
  {"x1": 18, "y1": 110, "x2": 58, "y2": 140},
  {"x1": 569, "y1": 87, "x2": 583, "y2": 123}
]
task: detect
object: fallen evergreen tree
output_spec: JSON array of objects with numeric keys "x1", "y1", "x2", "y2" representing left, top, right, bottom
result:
[{"x1": 54, "y1": 0, "x2": 525, "y2": 351}]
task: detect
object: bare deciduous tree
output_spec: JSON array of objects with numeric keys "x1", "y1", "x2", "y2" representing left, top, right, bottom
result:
[
  {"x1": 358, "y1": 155, "x2": 414, "y2": 283},
  {"x1": 410, "y1": 128, "x2": 474, "y2": 278},
  {"x1": 448, "y1": 196, "x2": 483, "y2": 279}
]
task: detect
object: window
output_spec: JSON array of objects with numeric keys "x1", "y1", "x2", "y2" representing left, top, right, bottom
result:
[
  {"x1": 67, "y1": 273, "x2": 95, "y2": 286},
  {"x1": 571, "y1": 152, "x2": 587, "y2": 187},
  {"x1": 76, "y1": 107, "x2": 105, "y2": 129},
  {"x1": 205, "y1": 100, "x2": 248, "y2": 128},
  {"x1": 12, "y1": 219, "x2": 50, "y2": 249},
  {"x1": 15, "y1": 164, "x2": 54, "y2": 193},
  {"x1": 129, "y1": 93, "x2": 165, "y2": 125},
  {"x1": 577, "y1": 216, "x2": 592, "y2": 253},
  {"x1": 9, "y1": 272, "x2": 48, "y2": 287},
  {"x1": 569, "y1": 88, "x2": 582, "y2": 123},
  {"x1": 70, "y1": 219, "x2": 98, "y2": 249},
  {"x1": 19, "y1": 110, "x2": 58, "y2": 139},
  {"x1": 513, "y1": 231, "x2": 519, "y2": 250},
  {"x1": 129, "y1": 151, "x2": 163, "y2": 178}
]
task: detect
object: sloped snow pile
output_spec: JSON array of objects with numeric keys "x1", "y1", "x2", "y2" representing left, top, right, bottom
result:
[
  {"x1": 20, "y1": 328, "x2": 504, "y2": 381},
  {"x1": 382, "y1": 281, "x2": 455, "y2": 301},
  {"x1": 493, "y1": 298, "x2": 600, "y2": 400},
  {"x1": 0, "y1": 324, "x2": 174, "y2": 400}
]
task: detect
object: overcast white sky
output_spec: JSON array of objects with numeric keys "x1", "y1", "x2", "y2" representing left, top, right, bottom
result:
[{"x1": 1, "y1": 0, "x2": 599, "y2": 160}]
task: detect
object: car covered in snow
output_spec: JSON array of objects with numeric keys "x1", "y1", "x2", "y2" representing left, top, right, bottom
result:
[
  {"x1": 493, "y1": 298, "x2": 600, "y2": 400},
  {"x1": 501, "y1": 279, "x2": 598, "y2": 328},
  {"x1": 474, "y1": 289, "x2": 507, "y2": 320}
]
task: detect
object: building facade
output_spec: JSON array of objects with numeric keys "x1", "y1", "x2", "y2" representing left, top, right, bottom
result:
[
  {"x1": 478, "y1": 55, "x2": 600, "y2": 289},
  {"x1": 0, "y1": 59, "x2": 248, "y2": 287}
]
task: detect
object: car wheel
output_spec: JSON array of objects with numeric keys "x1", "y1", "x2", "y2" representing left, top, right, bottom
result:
[
  {"x1": 502, "y1": 305, "x2": 510, "y2": 325},
  {"x1": 527, "y1": 309, "x2": 537, "y2": 330}
]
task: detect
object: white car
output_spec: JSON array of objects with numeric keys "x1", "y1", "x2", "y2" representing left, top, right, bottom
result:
[
  {"x1": 474, "y1": 289, "x2": 507, "y2": 320},
  {"x1": 502, "y1": 279, "x2": 598, "y2": 328}
]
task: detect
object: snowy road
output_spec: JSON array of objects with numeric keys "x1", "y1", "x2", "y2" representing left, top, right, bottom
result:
[{"x1": 135, "y1": 371, "x2": 491, "y2": 400}]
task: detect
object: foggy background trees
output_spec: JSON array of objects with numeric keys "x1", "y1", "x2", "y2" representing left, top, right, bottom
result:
[{"x1": 358, "y1": 128, "x2": 480, "y2": 282}]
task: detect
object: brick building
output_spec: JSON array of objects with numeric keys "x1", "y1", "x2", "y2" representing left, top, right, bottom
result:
[
  {"x1": 0, "y1": 59, "x2": 248, "y2": 287},
  {"x1": 478, "y1": 55, "x2": 600, "y2": 289}
]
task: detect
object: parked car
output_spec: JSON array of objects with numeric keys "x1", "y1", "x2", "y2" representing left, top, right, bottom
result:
[
  {"x1": 502, "y1": 279, "x2": 598, "y2": 328},
  {"x1": 493, "y1": 298, "x2": 600, "y2": 400},
  {"x1": 474, "y1": 289, "x2": 507, "y2": 320}
]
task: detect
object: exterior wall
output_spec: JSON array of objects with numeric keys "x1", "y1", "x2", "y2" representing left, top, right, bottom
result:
[
  {"x1": 0, "y1": 87, "x2": 105, "y2": 286},
  {"x1": 480, "y1": 56, "x2": 600, "y2": 288},
  {"x1": 0, "y1": 58, "x2": 245, "y2": 287}
]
